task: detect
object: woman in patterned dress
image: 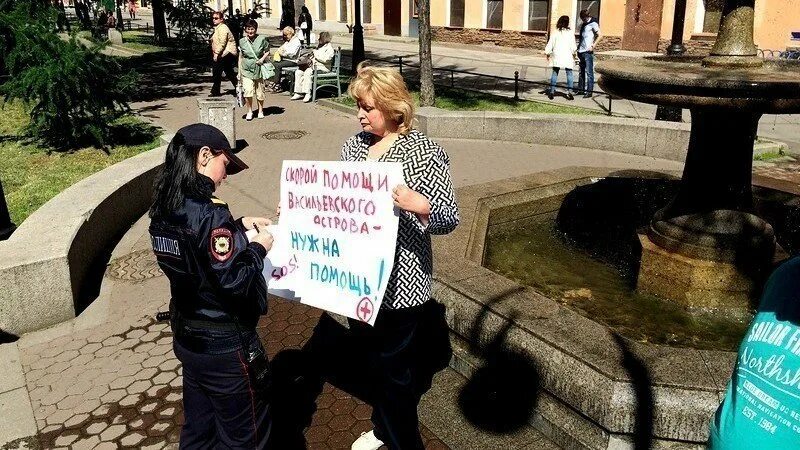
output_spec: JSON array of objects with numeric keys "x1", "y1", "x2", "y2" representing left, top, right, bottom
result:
[{"x1": 337, "y1": 66, "x2": 460, "y2": 450}]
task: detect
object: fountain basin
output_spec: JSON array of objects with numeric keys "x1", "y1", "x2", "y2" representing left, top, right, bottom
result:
[
  {"x1": 433, "y1": 166, "x2": 798, "y2": 449},
  {"x1": 597, "y1": 57, "x2": 800, "y2": 112}
]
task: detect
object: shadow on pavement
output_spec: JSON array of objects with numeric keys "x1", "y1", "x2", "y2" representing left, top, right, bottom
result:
[{"x1": 458, "y1": 287, "x2": 541, "y2": 434}]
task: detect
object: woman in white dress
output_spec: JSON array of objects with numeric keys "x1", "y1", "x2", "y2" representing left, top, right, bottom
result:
[{"x1": 544, "y1": 15, "x2": 578, "y2": 100}]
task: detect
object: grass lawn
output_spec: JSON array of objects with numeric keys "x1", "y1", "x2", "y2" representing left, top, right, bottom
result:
[
  {"x1": 333, "y1": 85, "x2": 600, "y2": 115},
  {"x1": 0, "y1": 101, "x2": 161, "y2": 225},
  {"x1": 119, "y1": 31, "x2": 170, "y2": 53}
]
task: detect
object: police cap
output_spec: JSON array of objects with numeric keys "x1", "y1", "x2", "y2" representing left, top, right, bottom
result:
[{"x1": 177, "y1": 123, "x2": 248, "y2": 175}]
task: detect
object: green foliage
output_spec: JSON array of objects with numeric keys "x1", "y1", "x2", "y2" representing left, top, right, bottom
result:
[
  {"x1": 166, "y1": 0, "x2": 213, "y2": 49},
  {"x1": 0, "y1": 1, "x2": 137, "y2": 150}
]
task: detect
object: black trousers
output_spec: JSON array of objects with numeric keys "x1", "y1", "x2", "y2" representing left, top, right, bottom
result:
[
  {"x1": 349, "y1": 306, "x2": 428, "y2": 450},
  {"x1": 174, "y1": 340, "x2": 272, "y2": 449},
  {"x1": 211, "y1": 53, "x2": 238, "y2": 95},
  {"x1": 271, "y1": 60, "x2": 298, "y2": 87}
]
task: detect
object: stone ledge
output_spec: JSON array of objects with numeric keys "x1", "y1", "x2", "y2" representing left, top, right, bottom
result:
[
  {"x1": 431, "y1": 166, "x2": 734, "y2": 448},
  {"x1": 416, "y1": 107, "x2": 692, "y2": 162},
  {"x1": 0, "y1": 145, "x2": 168, "y2": 336}
]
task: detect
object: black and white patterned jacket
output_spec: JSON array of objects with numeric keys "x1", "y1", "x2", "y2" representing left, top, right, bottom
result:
[{"x1": 340, "y1": 129, "x2": 460, "y2": 309}]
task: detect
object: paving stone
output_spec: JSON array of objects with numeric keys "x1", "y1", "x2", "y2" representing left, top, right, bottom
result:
[
  {"x1": 45, "y1": 408, "x2": 73, "y2": 426},
  {"x1": 79, "y1": 343, "x2": 102, "y2": 355},
  {"x1": 152, "y1": 372, "x2": 175, "y2": 385},
  {"x1": 159, "y1": 360, "x2": 180, "y2": 372},
  {"x1": 85, "y1": 421, "x2": 107, "y2": 435},
  {"x1": 64, "y1": 413, "x2": 89, "y2": 428},
  {"x1": 102, "y1": 336, "x2": 124, "y2": 347},
  {"x1": 101, "y1": 389, "x2": 126, "y2": 404},
  {"x1": 71, "y1": 435, "x2": 100, "y2": 450},
  {"x1": 72, "y1": 399, "x2": 101, "y2": 416},
  {"x1": 54, "y1": 432, "x2": 79, "y2": 446},
  {"x1": 119, "y1": 393, "x2": 141, "y2": 407},
  {"x1": 120, "y1": 431, "x2": 145, "y2": 446},
  {"x1": 127, "y1": 380, "x2": 151, "y2": 395},
  {"x1": 100, "y1": 424, "x2": 126, "y2": 441}
]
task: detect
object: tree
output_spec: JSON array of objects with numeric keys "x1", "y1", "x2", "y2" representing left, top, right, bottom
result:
[
  {"x1": 151, "y1": 0, "x2": 168, "y2": 42},
  {"x1": 166, "y1": 0, "x2": 213, "y2": 48},
  {"x1": 0, "y1": 1, "x2": 136, "y2": 149},
  {"x1": 417, "y1": 0, "x2": 435, "y2": 106}
]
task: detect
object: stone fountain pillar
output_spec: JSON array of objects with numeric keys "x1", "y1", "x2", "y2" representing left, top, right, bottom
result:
[{"x1": 597, "y1": 0, "x2": 800, "y2": 319}]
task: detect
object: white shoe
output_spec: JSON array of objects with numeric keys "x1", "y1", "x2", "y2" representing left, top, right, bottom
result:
[
  {"x1": 302, "y1": 93, "x2": 312, "y2": 103},
  {"x1": 257, "y1": 110, "x2": 265, "y2": 119},
  {"x1": 245, "y1": 111, "x2": 253, "y2": 121},
  {"x1": 351, "y1": 430, "x2": 384, "y2": 450},
  {"x1": 290, "y1": 93, "x2": 303, "y2": 100}
]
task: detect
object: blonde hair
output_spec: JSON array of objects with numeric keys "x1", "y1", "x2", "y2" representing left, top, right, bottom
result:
[
  {"x1": 348, "y1": 66, "x2": 414, "y2": 135},
  {"x1": 282, "y1": 26, "x2": 295, "y2": 39}
]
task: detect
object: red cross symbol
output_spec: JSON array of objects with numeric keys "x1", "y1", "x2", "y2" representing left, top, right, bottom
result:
[{"x1": 356, "y1": 297, "x2": 374, "y2": 322}]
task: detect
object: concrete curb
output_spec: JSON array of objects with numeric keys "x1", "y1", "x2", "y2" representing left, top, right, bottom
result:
[{"x1": 0, "y1": 144, "x2": 168, "y2": 336}]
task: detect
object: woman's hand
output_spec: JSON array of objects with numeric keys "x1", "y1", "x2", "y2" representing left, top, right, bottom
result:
[
  {"x1": 251, "y1": 229, "x2": 274, "y2": 252},
  {"x1": 392, "y1": 185, "x2": 430, "y2": 215},
  {"x1": 242, "y1": 216, "x2": 272, "y2": 230}
]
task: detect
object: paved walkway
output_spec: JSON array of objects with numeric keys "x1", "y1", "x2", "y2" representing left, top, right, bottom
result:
[{"x1": 3, "y1": 42, "x2": 800, "y2": 450}]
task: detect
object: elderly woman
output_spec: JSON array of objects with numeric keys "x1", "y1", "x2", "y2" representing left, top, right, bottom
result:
[
  {"x1": 339, "y1": 67, "x2": 459, "y2": 450},
  {"x1": 238, "y1": 19, "x2": 272, "y2": 121},
  {"x1": 271, "y1": 26, "x2": 302, "y2": 92},
  {"x1": 290, "y1": 31, "x2": 334, "y2": 103},
  {"x1": 544, "y1": 15, "x2": 577, "y2": 100}
]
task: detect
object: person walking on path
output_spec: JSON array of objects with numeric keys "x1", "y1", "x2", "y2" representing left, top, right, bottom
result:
[
  {"x1": 298, "y1": 6, "x2": 313, "y2": 48},
  {"x1": 544, "y1": 15, "x2": 577, "y2": 101},
  {"x1": 210, "y1": 11, "x2": 239, "y2": 97},
  {"x1": 128, "y1": 0, "x2": 137, "y2": 20},
  {"x1": 290, "y1": 31, "x2": 333, "y2": 103},
  {"x1": 577, "y1": 9, "x2": 601, "y2": 98},
  {"x1": 238, "y1": 19, "x2": 272, "y2": 120},
  {"x1": 708, "y1": 256, "x2": 800, "y2": 450},
  {"x1": 149, "y1": 123, "x2": 275, "y2": 448}
]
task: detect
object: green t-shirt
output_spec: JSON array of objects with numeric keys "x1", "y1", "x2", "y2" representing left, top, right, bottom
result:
[
  {"x1": 709, "y1": 256, "x2": 800, "y2": 449},
  {"x1": 238, "y1": 35, "x2": 270, "y2": 79}
]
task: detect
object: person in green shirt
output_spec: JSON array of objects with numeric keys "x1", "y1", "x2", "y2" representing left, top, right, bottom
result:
[{"x1": 237, "y1": 19, "x2": 272, "y2": 121}]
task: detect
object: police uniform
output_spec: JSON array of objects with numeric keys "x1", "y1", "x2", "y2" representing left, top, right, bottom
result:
[{"x1": 149, "y1": 124, "x2": 271, "y2": 449}]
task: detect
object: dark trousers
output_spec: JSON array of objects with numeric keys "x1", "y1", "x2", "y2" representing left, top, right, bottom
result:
[
  {"x1": 271, "y1": 60, "x2": 298, "y2": 87},
  {"x1": 348, "y1": 306, "x2": 428, "y2": 450},
  {"x1": 174, "y1": 340, "x2": 271, "y2": 449},
  {"x1": 578, "y1": 51, "x2": 595, "y2": 93},
  {"x1": 211, "y1": 53, "x2": 238, "y2": 95}
]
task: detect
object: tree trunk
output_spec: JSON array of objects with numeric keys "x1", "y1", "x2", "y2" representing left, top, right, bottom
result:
[
  {"x1": 151, "y1": 0, "x2": 168, "y2": 42},
  {"x1": 417, "y1": 0, "x2": 435, "y2": 106}
]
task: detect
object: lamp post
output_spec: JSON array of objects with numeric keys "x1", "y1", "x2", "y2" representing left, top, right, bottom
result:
[
  {"x1": 0, "y1": 179, "x2": 16, "y2": 241},
  {"x1": 351, "y1": 0, "x2": 365, "y2": 72},
  {"x1": 655, "y1": 0, "x2": 688, "y2": 122}
]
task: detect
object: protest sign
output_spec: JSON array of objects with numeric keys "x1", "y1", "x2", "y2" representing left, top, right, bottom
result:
[{"x1": 269, "y1": 160, "x2": 403, "y2": 325}]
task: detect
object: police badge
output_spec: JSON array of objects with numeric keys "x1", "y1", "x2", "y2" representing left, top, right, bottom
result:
[{"x1": 210, "y1": 228, "x2": 234, "y2": 261}]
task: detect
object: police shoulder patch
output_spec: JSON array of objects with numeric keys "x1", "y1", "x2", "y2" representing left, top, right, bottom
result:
[{"x1": 210, "y1": 227, "x2": 234, "y2": 261}]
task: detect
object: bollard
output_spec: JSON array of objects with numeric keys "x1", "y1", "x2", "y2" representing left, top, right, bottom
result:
[
  {"x1": 0, "y1": 179, "x2": 16, "y2": 241},
  {"x1": 514, "y1": 71, "x2": 520, "y2": 101},
  {"x1": 197, "y1": 98, "x2": 237, "y2": 149},
  {"x1": 398, "y1": 56, "x2": 403, "y2": 75}
]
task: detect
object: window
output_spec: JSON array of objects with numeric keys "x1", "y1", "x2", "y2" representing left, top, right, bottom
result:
[
  {"x1": 486, "y1": 0, "x2": 503, "y2": 29},
  {"x1": 702, "y1": 0, "x2": 722, "y2": 33},
  {"x1": 574, "y1": 0, "x2": 600, "y2": 31},
  {"x1": 450, "y1": 0, "x2": 465, "y2": 27},
  {"x1": 363, "y1": 0, "x2": 371, "y2": 23},
  {"x1": 339, "y1": 0, "x2": 347, "y2": 22},
  {"x1": 527, "y1": 0, "x2": 549, "y2": 31}
]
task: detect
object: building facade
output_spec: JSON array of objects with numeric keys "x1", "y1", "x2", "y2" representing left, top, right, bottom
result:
[{"x1": 212, "y1": 0, "x2": 800, "y2": 53}]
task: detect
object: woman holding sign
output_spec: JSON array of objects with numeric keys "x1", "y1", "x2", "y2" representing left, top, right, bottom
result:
[
  {"x1": 148, "y1": 123, "x2": 275, "y2": 448},
  {"x1": 338, "y1": 66, "x2": 460, "y2": 450}
]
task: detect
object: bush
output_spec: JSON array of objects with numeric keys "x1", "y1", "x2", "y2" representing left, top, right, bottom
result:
[{"x1": 0, "y1": 1, "x2": 137, "y2": 150}]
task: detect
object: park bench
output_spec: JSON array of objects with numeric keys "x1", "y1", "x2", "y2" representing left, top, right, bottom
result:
[{"x1": 280, "y1": 46, "x2": 343, "y2": 101}]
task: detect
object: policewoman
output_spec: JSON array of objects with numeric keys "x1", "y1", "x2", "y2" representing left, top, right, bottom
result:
[{"x1": 149, "y1": 123, "x2": 274, "y2": 449}]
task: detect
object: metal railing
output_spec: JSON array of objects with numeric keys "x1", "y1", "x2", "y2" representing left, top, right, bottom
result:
[{"x1": 363, "y1": 55, "x2": 615, "y2": 116}]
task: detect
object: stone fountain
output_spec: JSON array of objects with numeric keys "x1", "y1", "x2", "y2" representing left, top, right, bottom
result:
[{"x1": 596, "y1": 0, "x2": 800, "y2": 319}]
